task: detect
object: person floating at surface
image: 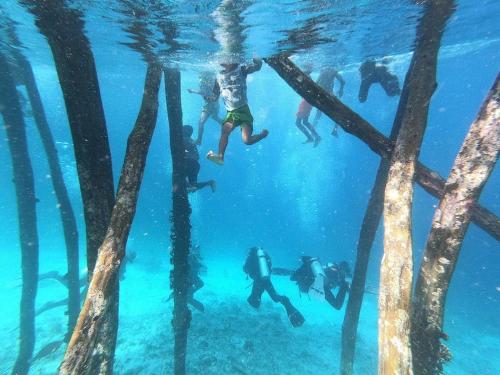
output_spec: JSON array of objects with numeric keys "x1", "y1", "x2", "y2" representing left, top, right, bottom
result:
[
  {"x1": 187, "y1": 71, "x2": 224, "y2": 145},
  {"x1": 290, "y1": 256, "x2": 351, "y2": 310},
  {"x1": 243, "y1": 247, "x2": 305, "y2": 327},
  {"x1": 183, "y1": 125, "x2": 216, "y2": 193},
  {"x1": 312, "y1": 67, "x2": 345, "y2": 137},
  {"x1": 295, "y1": 64, "x2": 321, "y2": 147},
  {"x1": 204, "y1": 56, "x2": 269, "y2": 165},
  {"x1": 358, "y1": 60, "x2": 401, "y2": 103}
]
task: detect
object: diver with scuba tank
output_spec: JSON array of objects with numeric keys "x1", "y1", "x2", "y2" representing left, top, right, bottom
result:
[
  {"x1": 243, "y1": 247, "x2": 305, "y2": 328},
  {"x1": 288, "y1": 256, "x2": 351, "y2": 310}
]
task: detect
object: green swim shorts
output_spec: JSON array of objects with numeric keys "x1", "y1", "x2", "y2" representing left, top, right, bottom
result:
[{"x1": 223, "y1": 104, "x2": 254, "y2": 129}]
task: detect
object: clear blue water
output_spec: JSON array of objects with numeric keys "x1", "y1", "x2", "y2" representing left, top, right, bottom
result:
[{"x1": 0, "y1": 0, "x2": 499, "y2": 374}]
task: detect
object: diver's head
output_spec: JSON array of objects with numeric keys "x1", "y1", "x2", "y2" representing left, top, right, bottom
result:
[
  {"x1": 337, "y1": 261, "x2": 352, "y2": 279},
  {"x1": 183, "y1": 125, "x2": 194, "y2": 138}
]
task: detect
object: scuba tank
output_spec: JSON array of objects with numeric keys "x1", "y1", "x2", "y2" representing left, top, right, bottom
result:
[
  {"x1": 256, "y1": 248, "x2": 270, "y2": 279},
  {"x1": 291, "y1": 256, "x2": 326, "y2": 300},
  {"x1": 308, "y1": 257, "x2": 326, "y2": 301},
  {"x1": 244, "y1": 247, "x2": 271, "y2": 280}
]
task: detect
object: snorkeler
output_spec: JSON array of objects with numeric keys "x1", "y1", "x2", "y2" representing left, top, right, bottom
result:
[
  {"x1": 295, "y1": 64, "x2": 321, "y2": 147},
  {"x1": 243, "y1": 247, "x2": 305, "y2": 327},
  {"x1": 187, "y1": 72, "x2": 224, "y2": 145},
  {"x1": 183, "y1": 125, "x2": 216, "y2": 193},
  {"x1": 204, "y1": 56, "x2": 269, "y2": 165},
  {"x1": 358, "y1": 60, "x2": 401, "y2": 103},
  {"x1": 312, "y1": 67, "x2": 345, "y2": 137},
  {"x1": 290, "y1": 256, "x2": 351, "y2": 310}
]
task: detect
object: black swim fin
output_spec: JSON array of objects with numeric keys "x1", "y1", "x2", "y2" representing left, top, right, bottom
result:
[{"x1": 282, "y1": 297, "x2": 305, "y2": 327}]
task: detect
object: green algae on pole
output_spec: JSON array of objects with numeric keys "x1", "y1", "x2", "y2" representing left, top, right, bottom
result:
[
  {"x1": 165, "y1": 68, "x2": 192, "y2": 375},
  {"x1": 0, "y1": 50, "x2": 39, "y2": 375},
  {"x1": 264, "y1": 55, "x2": 500, "y2": 242},
  {"x1": 412, "y1": 74, "x2": 500, "y2": 375},
  {"x1": 59, "y1": 63, "x2": 163, "y2": 375},
  {"x1": 379, "y1": 1, "x2": 455, "y2": 373}
]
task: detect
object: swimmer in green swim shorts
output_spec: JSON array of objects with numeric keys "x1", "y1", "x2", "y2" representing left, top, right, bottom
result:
[{"x1": 204, "y1": 56, "x2": 269, "y2": 165}]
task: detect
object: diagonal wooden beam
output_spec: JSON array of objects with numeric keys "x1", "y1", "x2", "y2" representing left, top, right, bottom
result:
[{"x1": 264, "y1": 55, "x2": 500, "y2": 242}]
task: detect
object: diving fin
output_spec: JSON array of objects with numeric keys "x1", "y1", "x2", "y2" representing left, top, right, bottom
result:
[{"x1": 282, "y1": 296, "x2": 305, "y2": 327}]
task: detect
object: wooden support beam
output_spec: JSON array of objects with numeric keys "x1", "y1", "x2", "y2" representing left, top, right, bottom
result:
[
  {"x1": 58, "y1": 63, "x2": 162, "y2": 375},
  {"x1": 412, "y1": 74, "x2": 500, "y2": 375},
  {"x1": 379, "y1": 2, "x2": 455, "y2": 374},
  {"x1": 264, "y1": 56, "x2": 500, "y2": 242},
  {"x1": 165, "y1": 68, "x2": 192, "y2": 375},
  {"x1": 0, "y1": 50, "x2": 40, "y2": 375}
]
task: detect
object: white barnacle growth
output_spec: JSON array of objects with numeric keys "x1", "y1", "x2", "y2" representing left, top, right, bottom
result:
[{"x1": 438, "y1": 257, "x2": 450, "y2": 265}]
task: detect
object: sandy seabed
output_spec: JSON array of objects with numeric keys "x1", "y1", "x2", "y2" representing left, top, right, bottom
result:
[{"x1": 0, "y1": 254, "x2": 498, "y2": 375}]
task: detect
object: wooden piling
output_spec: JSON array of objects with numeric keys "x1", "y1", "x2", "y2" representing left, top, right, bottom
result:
[
  {"x1": 412, "y1": 74, "x2": 500, "y2": 375},
  {"x1": 165, "y1": 67, "x2": 192, "y2": 375},
  {"x1": 58, "y1": 63, "x2": 162, "y2": 375},
  {"x1": 0, "y1": 49, "x2": 40, "y2": 375},
  {"x1": 379, "y1": 2, "x2": 455, "y2": 373}
]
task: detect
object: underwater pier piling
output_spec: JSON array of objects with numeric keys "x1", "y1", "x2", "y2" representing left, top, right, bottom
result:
[
  {"x1": 24, "y1": 0, "x2": 116, "y2": 276},
  {"x1": 58, "y1": 63, "x2": 162, "y2": 375},
  {"x1": 165, "y1": 67, "x2": 192, "y2": 375},
  {"x1": 0, "y1": 50, "x2": 40, "y2": 375},
  {"x1": 340, "y1": 25, "x2": 413, "y2": 374},
  {"x1": 24, "y1": 1, "x2": 118, "y2": 371},
  {"x1": 379, "y1": 0, "x2": 455, "y2": 372},
  {"x1": 13, "y1": 49, "x2": 81, "y2": 337},
  {"x1": 412, "y1": 74, "x2": 500, "y2": 375},
  {"x1": 264, "y1": 55, "x2": 500, "y2": 242}
]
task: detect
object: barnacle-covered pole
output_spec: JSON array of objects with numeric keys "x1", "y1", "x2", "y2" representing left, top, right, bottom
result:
[
  {"x1": 13, "y1": 50, "x2": 81, "y2": 336},
  {"x1": 379, "y1": 1, "x2": 455, "y2": 373},
  {"x1": 412, "y1": 74, "x2": 500, "y2": 375},
  {"x1": 59, "y1": 63, "x2": 162, "y2": 375},
  {"x1": 165, "y1": 67, "x2": 192, "y2": 375},
  {"x1": 264, "y1": 55, "x2": 500, "y2": 242},
  {"x1": 0, "y1": 50, "x2": 39, "y2": 375},
  {"x1": 341, "y1": 74, "x2": 411, "y2": 374}
]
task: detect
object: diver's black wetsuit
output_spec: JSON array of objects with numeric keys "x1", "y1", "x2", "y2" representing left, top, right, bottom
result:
[
  {"x1": 244, "y1": 247, "x2": 305, "y2": 327},
  {"x1": 358, "y1": 60, "x2": 401, "y2": 103}
]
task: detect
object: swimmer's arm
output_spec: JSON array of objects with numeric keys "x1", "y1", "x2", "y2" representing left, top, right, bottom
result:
[
  {"x1": 242, "y1": 57, "x2": 263, "y2": 75},
  {"x1": 204, "y1": 80, "x2": 220, "y2": 102}
]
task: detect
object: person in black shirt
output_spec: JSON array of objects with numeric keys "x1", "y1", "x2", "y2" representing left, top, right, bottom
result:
[{"x1": 183, "y1": 125, "x2": 216, "y2": 192}]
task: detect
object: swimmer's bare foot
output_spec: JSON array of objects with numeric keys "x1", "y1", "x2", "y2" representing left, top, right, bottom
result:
[
  {"x1": 207, "y1": 151, "x2": 224, "y2": 165},
  {"x1": 313, "y1": 135, "x2": 321, "y2": 148},
  {"x1": 209, "y1": 180, "x2": 216, "y2": 192},
  {"x1": 261, "y1": 129, "x2": 269, "y2": 138},
  {"x1": 302, "y1": 138, "x2": 313, "y2": 144}
]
